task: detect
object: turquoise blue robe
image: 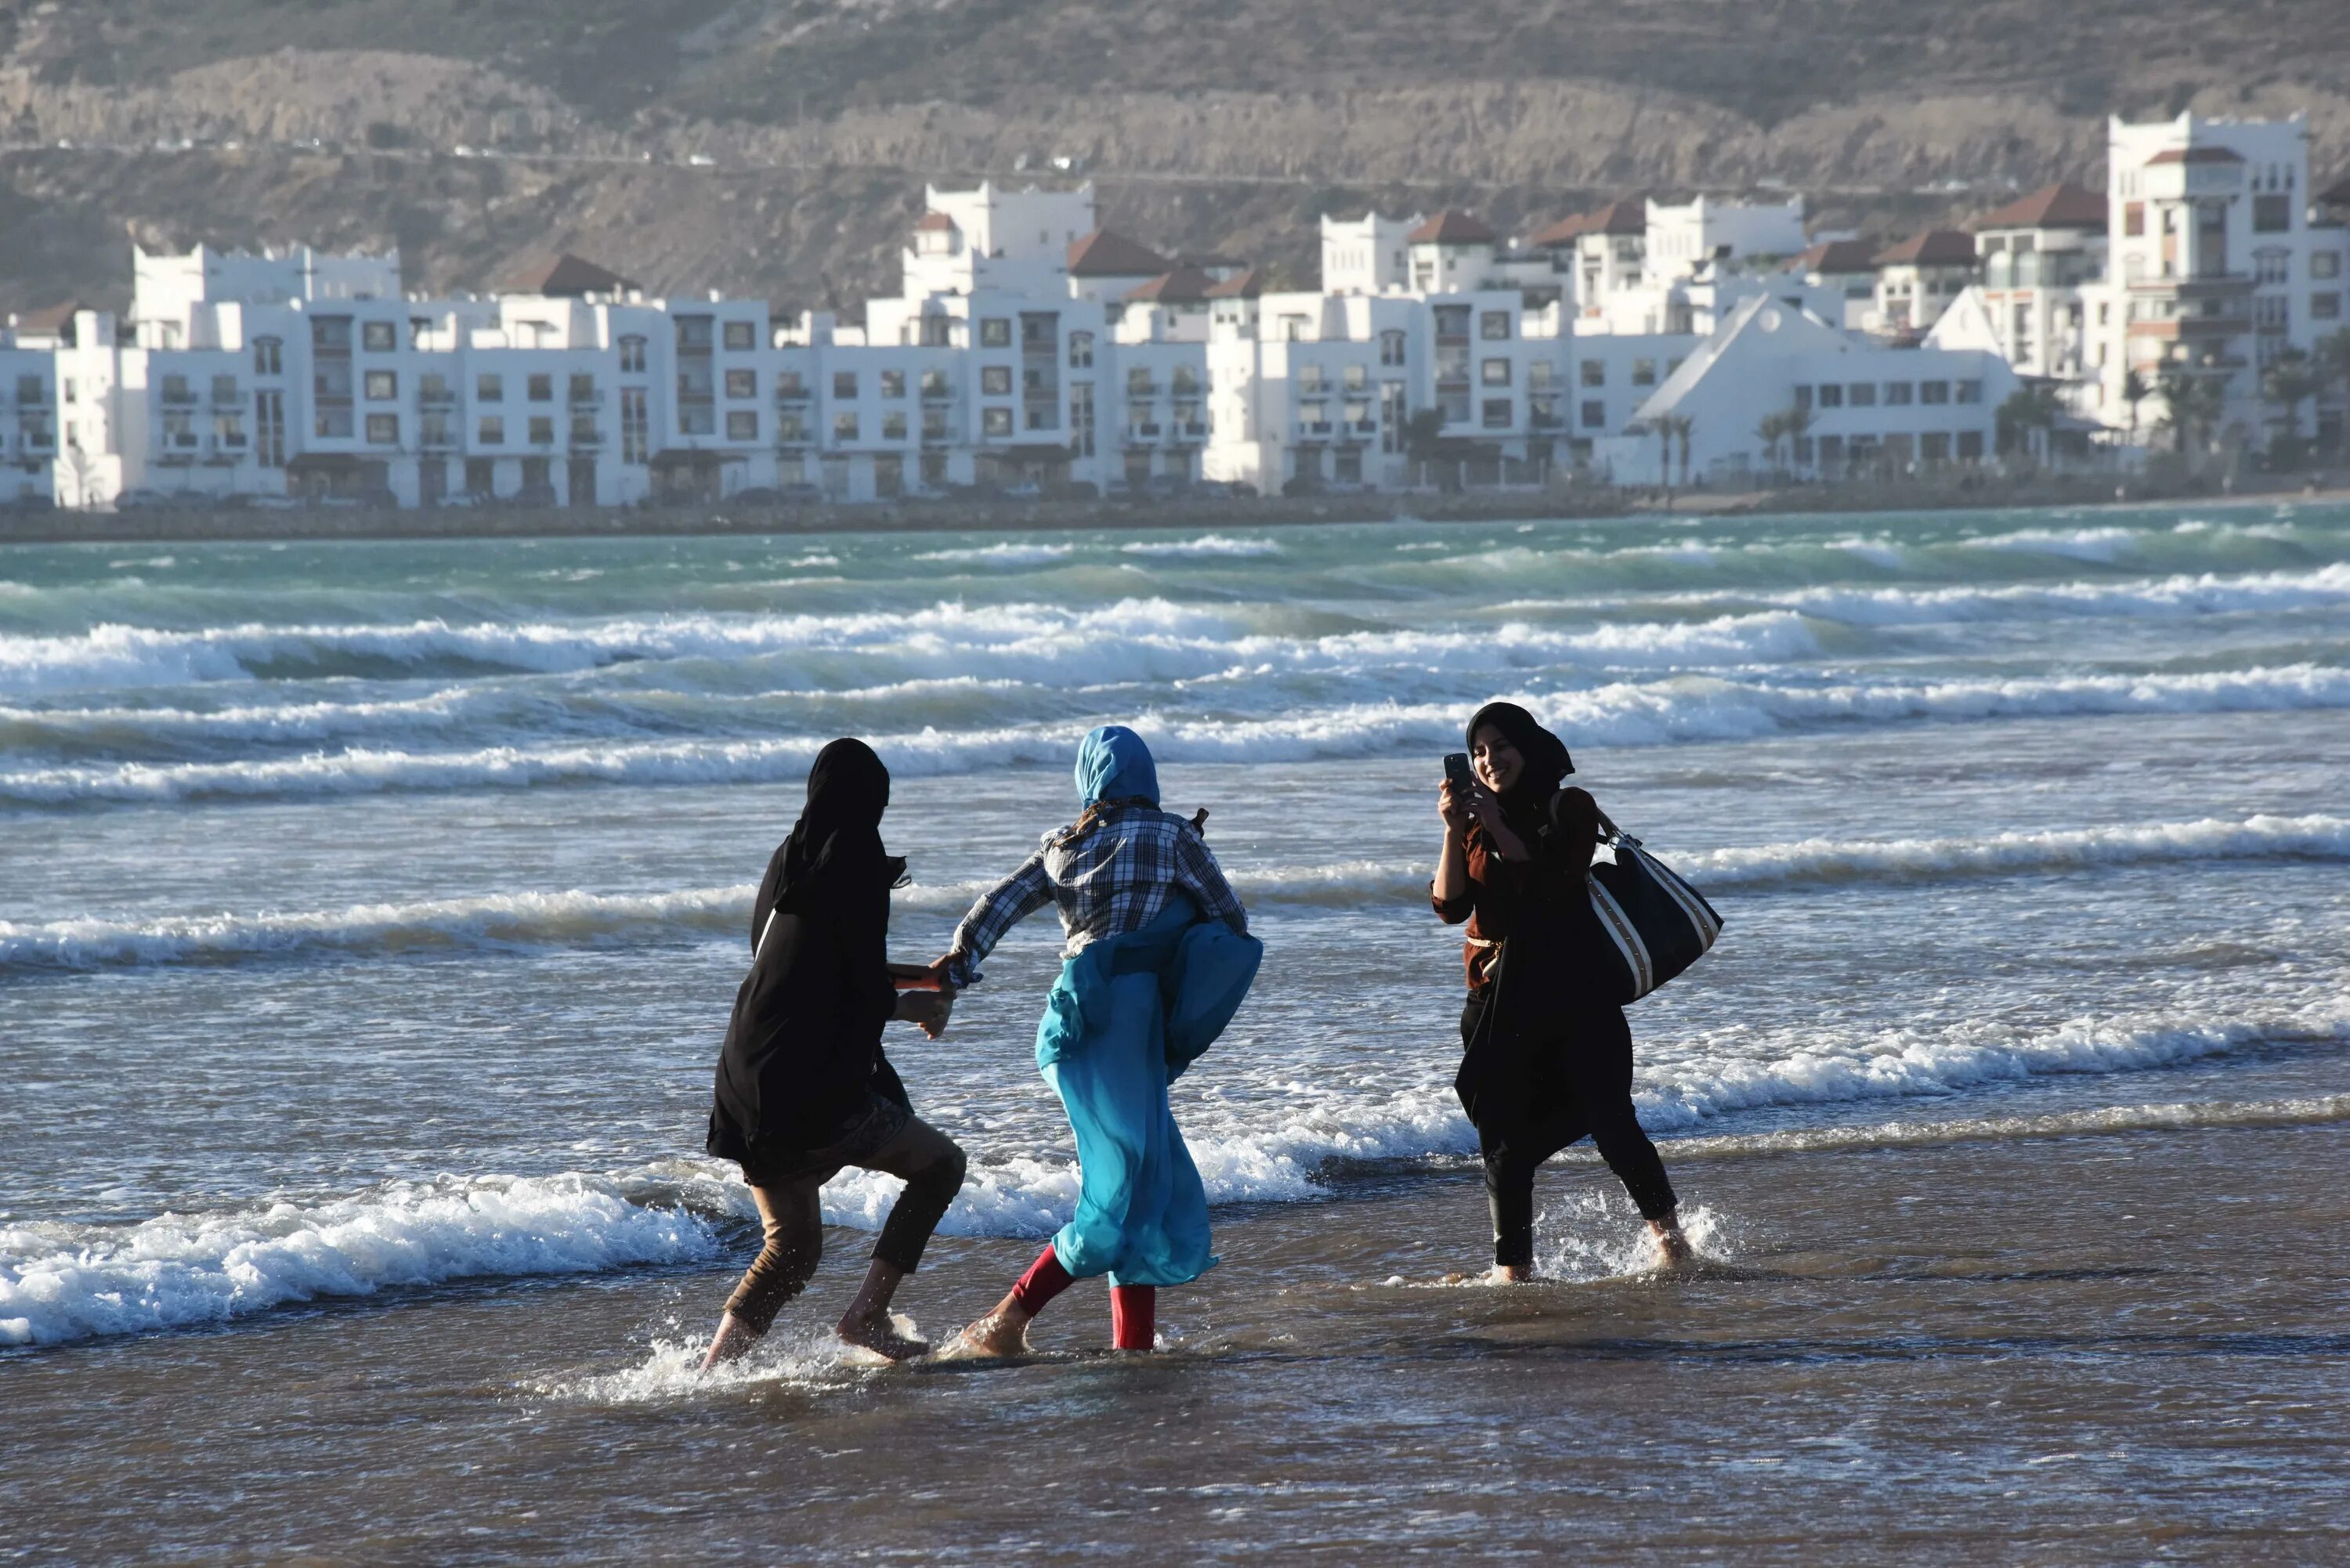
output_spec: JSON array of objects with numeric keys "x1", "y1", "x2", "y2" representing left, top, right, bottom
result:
[{"x1": 1034, "y1": 893, "x2": 1263, "y2": 1285}]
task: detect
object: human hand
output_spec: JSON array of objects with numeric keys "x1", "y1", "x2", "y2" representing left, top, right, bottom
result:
[
  {"x1": 894, "y1": 988, "x2": 955, "y2": 1039},
  {"x1": 1441, "y1": 779, "x2": 1500, "y2": 836}
]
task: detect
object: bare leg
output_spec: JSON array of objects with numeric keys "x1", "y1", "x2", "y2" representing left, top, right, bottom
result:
[
  {"x1": 942, "y1": 1288, "x2": 1036, "y2": 1359},
  {"x1": 701, "y1": 1310, "x2": 761, "y2": 1370},
  {"x1": 834, "y1": 1258, "x2": 929, "y2": 1360},
  {"x1": 1650, "y1": 1211, "x2": 1693, "y2": 1265},
  {"x1": 1482, "y1": 1263, "x2": 1532, "y2": 1284}
]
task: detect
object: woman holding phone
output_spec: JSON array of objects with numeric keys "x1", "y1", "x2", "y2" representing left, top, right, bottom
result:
[
  {"x1": 700, "y1": 738, "x2": 966, "y2": 1368},
  {"x1": 1432, "y1": 702, "x2": 1689, "y2": 1280}
]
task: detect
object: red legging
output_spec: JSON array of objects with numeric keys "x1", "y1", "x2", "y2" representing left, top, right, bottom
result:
[{"x1": 1010, "y1": 1246, "x2": 1155, "y2": 1350}]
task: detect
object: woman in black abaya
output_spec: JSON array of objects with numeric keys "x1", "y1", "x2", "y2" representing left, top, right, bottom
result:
[
  {"x1": 700, "y1": 739, "x2": 967, "y2": 1367},
  {"x1": 1430, "y1": 703, "x2": 1688, "y2": 1279}
]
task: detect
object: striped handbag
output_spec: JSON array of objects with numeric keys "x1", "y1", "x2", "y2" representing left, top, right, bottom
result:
[{"x1": 1584, "y1": 822, "x2": 1724, "y2": 1003}]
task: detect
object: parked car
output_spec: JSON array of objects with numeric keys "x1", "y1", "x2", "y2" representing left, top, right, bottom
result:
[
  {"x1": 727, "y1": 486, "x2": 783, "y2": 507},
  {"x1": 1280, "y1": 476, "x2": 1325, "y2": 497},
  {"x1": 112, "y1": 489, "x2": 172, "y2": 511}
]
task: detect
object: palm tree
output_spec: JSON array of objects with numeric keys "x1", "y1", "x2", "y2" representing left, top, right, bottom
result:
[
  {"x1": 2120, "y1": 369, "x2": 2151, "y2": 448},
  {"x1": 1782, "y1": 400, "x2": 1813, "y2": 474},
  {"x1": 1656, "y1": 412, "x2": 1695, "y2": 489},
  {"x1": 1996, "y1": 383, "x2": 2065, "y2": 466},
  {"x1": 2262, "y1": 348, "x2": 2323, "y2": 455},
  {"x1": 1755, "y1": 410, "x2": 1788, "y2": 477},
  {"x1": 2156, "y1": 368, "x2": 2225, "y2": 471},
  {"x1": 2308, "y1": 327, "x2": 2350, "y2": 459}
]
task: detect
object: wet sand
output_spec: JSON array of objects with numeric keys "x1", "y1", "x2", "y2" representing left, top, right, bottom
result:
[{"x1": 11, "y1": 1066, "x2": 2348, "y2": 1565}]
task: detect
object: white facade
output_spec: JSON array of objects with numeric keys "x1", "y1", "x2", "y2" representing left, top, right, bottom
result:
[{"x1": 1319, "y1": 214, "x2": 1417, "y2": 296}]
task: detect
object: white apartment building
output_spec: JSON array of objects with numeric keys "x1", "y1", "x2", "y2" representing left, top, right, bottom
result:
[
  {"x1": 0, "y1": 309, "x2": 62, "y2": 504},
  {"x1": 1595, "y1": 294, "x2": 2019, "y2": 486}
]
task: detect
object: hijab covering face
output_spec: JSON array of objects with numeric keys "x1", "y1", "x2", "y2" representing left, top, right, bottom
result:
[
  {"x1": 1074, "y1": 724, "x2": 1160, "y2": 808},
  {"x1": 776, "y1": 738, "x2": 896, "y2": 909},
  {"x1": 1465, "y1": 702, "x2": 1574, "y2": 819}
]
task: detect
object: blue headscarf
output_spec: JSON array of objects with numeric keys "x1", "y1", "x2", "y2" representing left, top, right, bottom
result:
[{"x1": 1074, "y1": 724, "x2": 1159, "y2": 808}]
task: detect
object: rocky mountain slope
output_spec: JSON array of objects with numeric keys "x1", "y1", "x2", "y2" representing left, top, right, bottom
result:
[{"x1": 3, "y1": 0, "x2": 2347, "y2": 316}]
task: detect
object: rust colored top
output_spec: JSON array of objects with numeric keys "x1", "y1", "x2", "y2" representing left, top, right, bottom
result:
[{"x1": 1431, "y1": 786, "x2": 1600, "y2": 992}]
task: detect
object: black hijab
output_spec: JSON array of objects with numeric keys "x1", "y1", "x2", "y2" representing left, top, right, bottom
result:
[
  {"x1": 774, "y1": 738, "x2": 903, "y2": 913},
  {"x1": 1465, "y1": 702, "x2": 1574, "y2": 835}
]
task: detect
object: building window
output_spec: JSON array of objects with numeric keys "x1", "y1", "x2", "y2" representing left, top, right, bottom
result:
[
  {"x1": 365, "y1": 370, "x2": 397, "y2": 400},
  {"x1": 882, "y1": 410, "x2": 908, "y2": 440},
  {"x1": 479, "y1": 416, "x2": 505, "y2": 444},
  {"x1": 835, "y1": 412, "x2": 860, "y2": 441},
  {"x1": 1282, "y1": 316, "x2": 1309, "y2": 341},
  {"x1": 1955, "y1": 379, "x2": 1983, "y2": 404},
  {"x1": 982, "y1": 406, "x2": 1012, "y2": 437},
  {"x1": 1819, "y1": 435, "x2": 1844, "y2": 466},
  {"x1": 1580, "y1": 359, "x2": 1605, "y2": 388},
  {"x1": 723, "y1": 320, "x2": 756, "y2": 351},
  {"x1": 982, "y1": 365, "x2": 1013, "y2": 396},
  {"x1": 362, "y1": 320, "x2": 396, "y2": 352},
  {"x1": 1480, "y1": 312, "x2": 1511, "y2": 341},
  {"x1": 920, "y1": 368, "x2": 948, "y2": 398},
  {"x1": 2315, "y1": 252, "x2": 2343, "y2": 281},
  {"x1": 1793, "y1": 385, "x2": 1813, "y2": 410},
  {"x1": 880, "y1": 370, "x2": 906, "y2": 399},
  {"x1": 826, "y1": 372, "x2": 854, "y2": 401},
  {"x1": 212, "y1": 373, "x2": 239, "y2": 404},
  {"x1": 619, "y1": 335, "x2": 647, "y2": 374},
  {"x1": 253, "y1": 338, "x2": 282, "y2": 376},
  {"x1": 529, "y1": 416, "x2": 554, "y2": 445},
  {"x1": 1581, "y1": 399, "x2": 1605, "y2": 429},
  {"x1": 1849, "y1": 382, "x2": 1877, "y2": 406},
  {"x1": 1818, "y1": 384, "x2": 1845, "y2": 408},
  {"x1": 478, "y1": 374, "x2": 504, "y2": 402},
  {"x1": 1379, "y1": 331, "x2": 1407, "y2": 367},
  {"x1": 2315, "y1": 293, "x2": 2342, "y2": 321},
  {"x1": 1791, "y1": 435, "x2": 1813, "y2": 464},
  {"x1": 726, "y1": 410, "x2": 757, "y2": 440},
  {"x1": 1341, "y1": 363, "x2": 1367, "y2": 392},
  {"x1": 1885, "y1": 381, "x2": 1914, "y2": 406},
  {"x1": 366, "y1": 413, "x2": 399, "y2": 444},
  {"x1": 1634, "y1": 358, "x2": 1660, "y2": 388},
  {"x1": 1958, "y1": 430, "x2": 1985, "y2": 459},
  {"x1": 2124, "y1": 202, "x2": 2145, "y2": 238},
  {"x1": 523, "y1": 374, "x2": 549, "y2": 402},
  {"x1": 1920, "y1": 379, "x2": 1950, "y2": 405},
  {"x1": 1481, "y1": 358, "x2": 1511, "y2": 387},
  {"x1": 1069, "y1": 332, "x2": 1094, "y2": 369},
  {"x1": 620, "y1": 388, "x2": 648, "y2": 464},
  {"x1": 1482, "y1": 398, "x2": 1512, "y2": 428},
  {"x1": 725, "y1": 368, "x2": 755, "y2": 399},
  {"x1": 2254, "y1": 193, "x2": 2291, "y2": 233},
  {"x1": 1921, "y1": 432, "x2": 1951, "y2": 461},
  {"x1": 980, "y1": 318, "x2": 1011, "y2": 348},
  {"x1": 2255, "y1": 250, "x2": 2291, "y2": 286}
]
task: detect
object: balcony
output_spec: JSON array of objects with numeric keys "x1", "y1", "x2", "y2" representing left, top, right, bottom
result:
[
  {"x1": 421, "y1": 427, "x2": 459, "y2": 450},
  {"x1": 1351, "y1": 418, "x2": 1379, "y2": 435},
  {"x1": 1128, "y1": 422, "x2": 1162, "y2": 441},
  {"x1": 204, "y1": 435, "x2": 247, "y2": 465},
  {"x1": 775, "y1": 383, "x2": 812, "y2": 402},
  {"x1": 1299, "y1": 421, "x2": 1333, "y2": 439},
  {"x1": 569, "y1": 388, "x2": 605, "y2": 407},
  {"x1": 418, "y1": 387, "x2": 459, "y2": 408},
  {"x1": 2128, "y1": 272, "x2": 2253, "y2": 295},
  {"x1": 569, "y1": 426, "x2": 605, "y2": 447},
  {"x1": 211, "y1": 388, "x2": 244, "y2": 408},
  {"x1": 1177, "y1": 421, "x2": 1208, "y2": 442},
  {"x1": 13, "y1": 390, "x2": 49, "y2": 408},
  {"x1": 920, "y1": 382, "x2": 953, "y2": 402},
  {"x1": 1126, "y1": 379, "x2": 1160, "y2": 398},
  {"x1": 159, "y1": 388, "x2": 200, "y2": 407}
]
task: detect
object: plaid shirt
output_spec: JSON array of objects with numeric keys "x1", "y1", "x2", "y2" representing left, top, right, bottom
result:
[{"x1": 946, "y1": 802, "x2": 1248, "y2": 985}]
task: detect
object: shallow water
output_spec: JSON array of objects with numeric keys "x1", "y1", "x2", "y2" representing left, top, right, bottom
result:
[{"x1": 3, "y1": 502, "x2": 2347, "y2": 1557}]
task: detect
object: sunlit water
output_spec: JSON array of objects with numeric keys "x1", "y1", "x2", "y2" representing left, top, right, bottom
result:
[{"x1": 3, "y1": 504, "x2": 2348, "y2": 1559}]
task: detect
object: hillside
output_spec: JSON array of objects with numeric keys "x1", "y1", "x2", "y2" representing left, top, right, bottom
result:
[{"x1": 4, "y1": 0, "x2": 2348, "y2": 316}]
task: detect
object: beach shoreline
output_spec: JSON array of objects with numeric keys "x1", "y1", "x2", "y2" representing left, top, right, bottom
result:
[{"x1": 2, "y1": 473, "x2": 2338, "y2": 547}]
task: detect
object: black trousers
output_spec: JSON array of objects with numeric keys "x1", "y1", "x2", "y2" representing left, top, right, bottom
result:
[{"x1": 1462, "y1": 996, "x2": 1677, "y2": 1267}]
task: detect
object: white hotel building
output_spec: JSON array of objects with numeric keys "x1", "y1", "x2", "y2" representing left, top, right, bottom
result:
[{"x1": 8, "y1": 110, "x2": 2344, "y2": 512}]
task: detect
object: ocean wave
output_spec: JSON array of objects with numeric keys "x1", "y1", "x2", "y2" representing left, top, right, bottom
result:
[
  {"x1": 1658, "y1": 1093, "x2": 2350, "y2": 1161},
  {"x1": 8, "y1": 664, "x2": 2345, "y2": 805},
  {"x1": 909, "y1": 543, "x2": 1076, "y2": 566},
  {"x1": 12, "y1": 816, "x2": 2340, "y2": 972},
  {"x1": 0, "y1": 1171, "x2": 718, "y2": 1348},
  {"x1": 1121, "y1": 534, "x2": 1283, "y2": 558},
  {"x1": 1770, "y1": 564, "x2": 2350, "y2": 627},
  {"x1": 9, "y1": 986, "x2": 2342, "y2": 1346}
]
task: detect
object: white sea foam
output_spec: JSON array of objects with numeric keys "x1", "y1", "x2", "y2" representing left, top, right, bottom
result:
[
  {"x1": 9, "y1": 664, "x2": 2346, "y2": 804},
  {"x1": 1769, "y1": 563, "x2": 2350, "y2": 627},
  {"x1": 0, "y1": 1172, "x2": 718, "y2": 1347},
  {"x1": 1968, "y1": 524, "x2": 2144, "y2": 562},
  {"x1": 1121, "y1": 534, "x2": 1284, "y2": 558},
  {"x1": 909, "y1": 543, "x2": 1076, "y2": 566}
]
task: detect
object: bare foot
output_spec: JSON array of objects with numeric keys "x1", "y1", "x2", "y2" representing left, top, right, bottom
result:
[
  {"x1": 938, "y1": 1299, "x2": 1034, "y2": 1360},
  {"x1": 1649, "y1": 1216, "x2": 1694, "y2": 1266},
  {"x1": 1484, "y1": 1263, "x2": 1532, "y2": 1284},
  {"x1": 700, "y1": 1312, "x2": 761, "y2": 1371},
  {"x1": 836, "y1": 1310, "x2": 928, "y2": 1363}
]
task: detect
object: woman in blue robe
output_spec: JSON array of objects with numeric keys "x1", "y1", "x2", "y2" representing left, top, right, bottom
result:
[{"x1": 934, "y1": 726, "x2": 1260, "y2": 1355}]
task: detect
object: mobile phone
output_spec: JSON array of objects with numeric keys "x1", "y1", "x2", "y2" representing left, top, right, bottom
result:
[{"x1": 1443, "y1": 752, "x2": 1476, "y2": 793}]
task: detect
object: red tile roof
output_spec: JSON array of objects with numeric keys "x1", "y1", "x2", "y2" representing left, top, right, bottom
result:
[
  {"x1": 1875, "y1": 229, "x2": 1977, "y2": 267},
  {"x1": 1205, "y1": 266, "x2": 1266, "y2": 299},
  {"x1": 1068, "y1": 229, "x2": 1170, "y2": 276},
  {"x1": 1125, "y1": 266, "x2": 1218, "y2": 304},
  {"x1": 503, "y1": 253, "x2": 639, "y2": 296},
  {"x1": 1528, "y1": 211, "x2": 1593, "y2": 247},
  {"x1": 2144, "y1": 146, "x2": 2245, "y2": 166},
  {"x1": 1786, "y1": 238, "x2": 1880, "y2": 274},
  {"x1": 1970, "y1": 181, "x2": 2106, "y2": 231},
  {"x1": 913, "y1": 211, "x2": 958, "y2": 233},
  {"x1": 13, "y1": 300, "x2": 91, "y2": 334},
  {"x1": 1408, "y1": 210, "x2": 1496, "y2": 244},
  {"x1": 1587, "y1": 199, "x2": 1647, "y2": 237}
]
